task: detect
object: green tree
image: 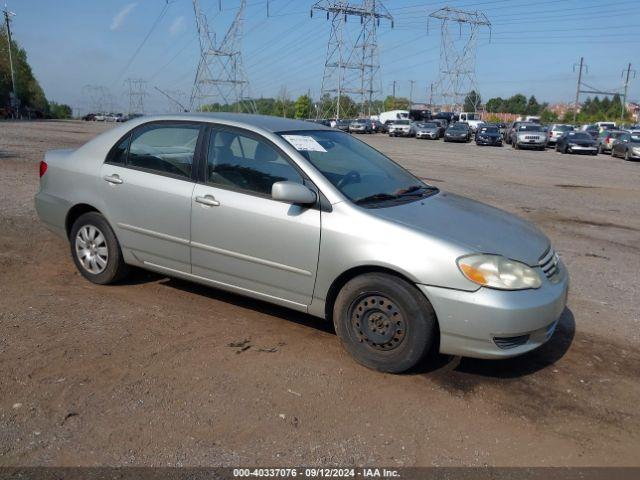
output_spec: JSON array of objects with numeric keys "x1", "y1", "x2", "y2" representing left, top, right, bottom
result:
[
  {"x1": 485, "y1": 97, "x2": 505, "y2": 113},
  {"x1": 0, "y1": 31, "x2": 48, "y2": 113},
  {"x1": 540, "y1": 109, "x2": 558, "y2": 123},
  {"x1": 463, "y1": 90, "x2": 481, "y2": 112},
  {"x1": 525, "y1": 95, "x2": 541, "y2": 115},
  {"x1": 294, "y1": 94, "x2": 312, "y2": 119},
  {"x1": 49, "y1": 102, "x2": 72, "y2": 119},
  {"x1": 383, "y1": 95, "x2": 410, "y2": 111}
]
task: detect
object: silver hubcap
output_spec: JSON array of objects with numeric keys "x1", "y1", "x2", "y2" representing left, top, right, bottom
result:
[{"x1": 75, "y1": 225, "x2": 108, "y2": 274}]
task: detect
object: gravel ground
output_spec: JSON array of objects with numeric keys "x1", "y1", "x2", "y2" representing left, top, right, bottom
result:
[{"x1": 0, "y1": 120, "x2": 639, "y2": 467}]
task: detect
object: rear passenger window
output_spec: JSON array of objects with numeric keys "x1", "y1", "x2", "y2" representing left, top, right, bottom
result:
[
  {"x1": 207, "y1": 129, "x2": 303, "y2": 196},
  {"x1": 106, "y1": 135, "x2": 130, "y2": 165},
  {"x1": 128, "y1": 124, "x2": 200, "y2": 179}
]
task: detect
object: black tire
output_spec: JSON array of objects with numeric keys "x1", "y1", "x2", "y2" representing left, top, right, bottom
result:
[
  {"x1": 69, "y1": 212, "x2": 129, "y2": 285},
  {"x1": 333, "y1": 273, "x2": 437, "y2": 373}
]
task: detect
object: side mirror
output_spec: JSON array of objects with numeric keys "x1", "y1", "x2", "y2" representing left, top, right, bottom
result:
[{"x1": 271, "y1": 181, "x2": 317, "y2": 205}]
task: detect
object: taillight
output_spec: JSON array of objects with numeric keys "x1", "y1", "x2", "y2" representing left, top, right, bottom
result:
[{"x1": 39, "y1": 160, "x2": 48, "y2": 177}]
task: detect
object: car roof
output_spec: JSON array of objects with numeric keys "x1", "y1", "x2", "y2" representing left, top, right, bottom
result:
[{"x1": 129, "y1": 112, "x2": 333, "y2": 133}]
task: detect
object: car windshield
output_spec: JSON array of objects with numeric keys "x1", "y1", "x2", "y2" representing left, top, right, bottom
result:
[
  {"x1": 479, "y1": 126, "x2": 499, "y2": 133},
  {"x1": 278, "y1": 130, "x2": 438, "y2": 207},
  {"x1": 630, "y1": 134, "x2": 640, "y2": 142},
  {"x1": 394, "y1": 120, "x2": 410, "y2": 125},
  {"x1": 518, "y1": 125, "x2": 542, "y2": 131},
  {"x1": 418, "y1": 123, "x2": 437, "y2": 128},
  {"x1": 554, "y1": 125, "x2": 573, "y2": 132},
  {"x1": 354, "y1": 119, "x2": 367, "y2": 124},
  {"x1": 450, "y1": 124, "x2": 467, "y2": 130},
  {"x1": 567, "y1": 132, "x2": 592, "y2": 140}
]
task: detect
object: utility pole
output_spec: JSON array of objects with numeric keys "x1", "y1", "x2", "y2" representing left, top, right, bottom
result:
[
  {"x1": 409, "y1": 80, "x2": 415, "y2": 105},
  {"x1": 124, "y1": 78, "x2": 147, "y2": 114},
  {"x1": 3, "y1": 5, "x2": 18, "y2": 116},
  {"x1": 391, "y1": 80, "x2": 396, "y2": 109},
  {"x1": 573, "y1": 57, "x2": 584, "y2": 123},
  {"x1": 428, "y1": 82, "x2": 434, "y2": 109},
  {"x1": 621, "y1": 63, "x2": 635, "y2": 120}
]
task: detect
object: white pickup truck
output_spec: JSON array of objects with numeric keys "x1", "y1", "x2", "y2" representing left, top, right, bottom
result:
[{"x1": 458, "y1": 112, "x2": 484, "y2": 132}]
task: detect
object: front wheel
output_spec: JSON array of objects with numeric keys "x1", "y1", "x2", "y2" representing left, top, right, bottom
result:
[
  {"x1": 333, "y1": 273, "x2": 437, "y2": 373},
  {"x1": 69, "y1": 212, "x2": 129, "y2": 284}
]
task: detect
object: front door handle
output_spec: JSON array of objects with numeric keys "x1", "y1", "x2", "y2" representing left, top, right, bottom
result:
[
  {"x1": 195, "y1": 195, "x2": 220, "y2": 207},
  {"x1": 104, "y1": 174, "x2": 123, "y2": 185}
]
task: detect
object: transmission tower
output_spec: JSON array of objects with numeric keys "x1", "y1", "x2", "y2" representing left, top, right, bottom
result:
[
  {"x1": 190, "y1": 0, "x2": 255, "y2": 113},
  {"x1": 312, "y1": 0, "x2": 393, "y2": 120},
  {"x1": 428, "y1": 7, "x2": 491, "y2": 113},
  {"x1": 124, "y1": 78, "x2": 147, "y2": 114},
  {"x1": 154, "y1": 86, "x2": 188, "y2": 113}
]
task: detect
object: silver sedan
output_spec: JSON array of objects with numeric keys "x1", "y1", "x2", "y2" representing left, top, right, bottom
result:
[{"x1": 35, "y1": 113, "x2": 568, "y2": 373}]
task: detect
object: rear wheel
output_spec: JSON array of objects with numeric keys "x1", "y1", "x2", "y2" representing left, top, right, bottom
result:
[
  {"x1": 69, "y1": 212, "x2": 129, "y2": 284},
  {"x1": 333, "y1": 273, "x2": 437, "y2": 373}
]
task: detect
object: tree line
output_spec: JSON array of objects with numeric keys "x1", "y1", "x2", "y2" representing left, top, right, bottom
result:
[{"x1": 1, "y1": 31, "x2": 71, "y2": 118}]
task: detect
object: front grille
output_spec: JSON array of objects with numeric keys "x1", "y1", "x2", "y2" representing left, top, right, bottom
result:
[
  {"x1": 494, "y1": 334, "x2": 530, "y2": 350},
  {"x1": 524, "y1": 135, "x2": 542, "y2": 140},
  {"x1": 538, "y1": 247, "x2": 560, "y2": 279}
]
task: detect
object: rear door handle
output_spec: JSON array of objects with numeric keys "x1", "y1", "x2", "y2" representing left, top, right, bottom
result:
[
  {"x1": 104, "y1": 174, "x2": 123, "y2": 185},
  {"x1": 195, "y1": 195, "x2": 220, "y2": 207}
]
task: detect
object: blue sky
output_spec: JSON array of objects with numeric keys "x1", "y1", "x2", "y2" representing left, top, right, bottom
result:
[{"x1": 10, "y1": 0, "x2": 640, "y2": 113}]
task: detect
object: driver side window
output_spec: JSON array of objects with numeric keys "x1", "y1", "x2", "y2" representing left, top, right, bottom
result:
[{"x1": 206, "y1": 129, "x2": 303, "y2": 196}]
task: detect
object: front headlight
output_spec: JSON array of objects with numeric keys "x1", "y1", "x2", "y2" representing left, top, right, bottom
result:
[{"x1": 457, "y1": 254, "x2": 542, "y2": 290}]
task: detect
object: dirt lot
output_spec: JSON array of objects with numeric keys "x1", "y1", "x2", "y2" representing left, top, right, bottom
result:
[{"x1": 1, "y1": 120, "x2": 639, "y2": 467}]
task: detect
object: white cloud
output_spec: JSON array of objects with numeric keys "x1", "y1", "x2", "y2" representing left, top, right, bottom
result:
[
  {"x1": 110, "y1": 3, "x2": 137, "y2": 31},
  {"x1": 169, "y1": 16, "x2": 185, "y2": 36}
]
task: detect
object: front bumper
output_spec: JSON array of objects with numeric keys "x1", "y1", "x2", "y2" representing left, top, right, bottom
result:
[
  {"x1": 389, "y1": 130, "x2": 411, "y2": 137},
  {"x1": 568, "y1": 145, "x2": 597, "y2": 153},
  {"x1": 476, "y1": 137, "x2": 502, "y2": 145},
  {"x1": 445, "y1": 135, "x2": 468, "y2": 142},
  {"x1": 418, "y1": 262, "x2": 569, "y2": 359},
  {"x1": 416, "y1": 131, "x2": 438, "y2": 139}
]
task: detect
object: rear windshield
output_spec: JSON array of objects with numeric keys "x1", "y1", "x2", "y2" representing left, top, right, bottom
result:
[
  {"x1": 567, "y1": 132, "x2": 592, "y2": 140},
  {"x1": 518, "y1": 124, "x2": 542, "y2": 131}
]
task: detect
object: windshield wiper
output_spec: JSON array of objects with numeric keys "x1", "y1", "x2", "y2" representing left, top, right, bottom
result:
[
  {"x1": 396, "y1": 185, "x2": 439, "y2": 197},
  {"x1": 355, "y1": 193, "x2": 399, "y2": 204}
]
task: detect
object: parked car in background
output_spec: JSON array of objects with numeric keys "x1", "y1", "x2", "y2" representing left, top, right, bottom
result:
[
  {"x1": 82, "y1": 113, "x2": 96, "y2": 121},
  {"x1": 349, "y1": 119, "x2": 373, "y2": 134},
  {"x1": 547, "y1": 124, "x2": 574, "y2": 147},
  {"x1": 580, "y1": 124, "x2": 600, "y2": 140},
  {"x1": 35, "y1": 113, "x2": 568, "y2": 373},
  {"x1": 431, "y1": 119, "x2": 447, "y2": 137},
  {"x1": 475, "y1": 125, "x2": 503, "y2": 146},
  {"x1": 388, "y1": 119, "x2": 415, "y2": 137},
  {"x1": 497, "y1": 122, "x2": 508, "y2": 136},
  {"x1": 556, "y1": 131, "x2": 598, "y2": 155},
  {"x1": 335, "y1": 119, "x2": 351, "y2": 132},
  {"x1": 595, "y1": 121, "x2": 617, "y2": 131},
  {"x1": 511, "y1": 123, "x2": 547, "y2": 150},
  {"x1": 414, "y1": 122, "x2": 441, "y2": 140},
  {"x1": 611, "y1": 131, "x2": 640, "y2": 160},
  {"x1": 598, "y1": 130, "x2": 627, "y2": 154},
  {"x1": 371, "y1": 119, "x2": 387, "y2": 133},
  {"x1": 94, "y1": 113, "x2": 106, "y2": 121},
  {"x1": 443, "y1": 123, "x2": 471, "y2": 142},
  {"x1": 504, "y1": 121, "x2": 524, "y2": 144}
]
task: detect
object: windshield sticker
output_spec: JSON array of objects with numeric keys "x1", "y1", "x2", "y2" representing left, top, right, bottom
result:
[{"x1": 282, "y1": 135, "x2": 327, "y2": 152}]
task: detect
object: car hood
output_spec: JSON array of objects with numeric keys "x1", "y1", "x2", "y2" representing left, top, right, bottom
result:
[{"x1": 369, "y1": 192, "x2": 549, "y2": 266}]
